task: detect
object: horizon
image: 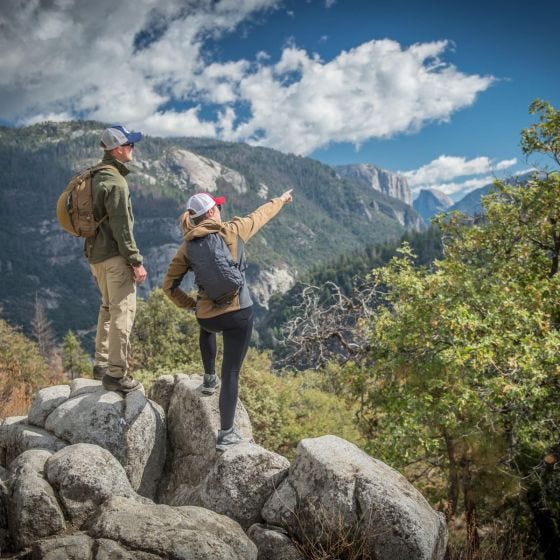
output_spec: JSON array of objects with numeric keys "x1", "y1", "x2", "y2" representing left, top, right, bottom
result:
[{"x1": 1, "y1": 0, "x2": 558, "y2": 201}]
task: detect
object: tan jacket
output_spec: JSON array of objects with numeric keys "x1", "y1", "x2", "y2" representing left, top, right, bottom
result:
[{"x1": 163, "y1": 197, "x2": 285, "y2": 319}]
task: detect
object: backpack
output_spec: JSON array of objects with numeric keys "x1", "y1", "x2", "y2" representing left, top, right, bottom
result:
[
  {"x1": 56, "y1": 164, "x2": 113, "y2": 238},
  {"x1": 187, "y1": 233, "x2": 246, "y2": 306}
]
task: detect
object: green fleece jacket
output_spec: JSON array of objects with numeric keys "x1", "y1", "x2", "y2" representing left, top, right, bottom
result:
[{"x1": 85, "y1": 154, "x2": 143, "y2": 266}]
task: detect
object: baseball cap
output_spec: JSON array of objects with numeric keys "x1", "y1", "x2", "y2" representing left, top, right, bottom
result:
[
  {"x1": 99, "y1": 125, "x2": 143, "y2": 150},
  {"x1": 187, "y1": 193, "x2": 226, "y2": 218}
]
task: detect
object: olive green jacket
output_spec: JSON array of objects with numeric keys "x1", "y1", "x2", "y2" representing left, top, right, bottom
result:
[
  {"x1": 85, "y1": 154, "x2": 143, "y2": 266},
  {"x1": 163, "y1": 198, "x2": 285, "y2": 319}
]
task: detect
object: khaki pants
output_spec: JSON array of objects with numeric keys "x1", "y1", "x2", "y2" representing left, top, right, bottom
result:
[{"x1": 90, "y1": 255, "x2": 136, "y2": 378}]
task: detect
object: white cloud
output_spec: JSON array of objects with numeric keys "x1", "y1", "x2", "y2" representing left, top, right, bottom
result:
[
  {"x1": 0, "y1": 1, "x2": 495, "y2": 156},
  {"x1": 222, "y1": 40, "x2": 495, "y2": 154},
  {"x1": 0, "y1": 0, "x2": 278, "y2": 127},
  {"x1": 403, "y1": 155, "x2": 518, "y2": 197},
  {"x1": 424, "y1": 176, "x2": 496, "y2": 196},
  {"x1": 403, "y1": 155, "x2": 517, "y2": 186}
]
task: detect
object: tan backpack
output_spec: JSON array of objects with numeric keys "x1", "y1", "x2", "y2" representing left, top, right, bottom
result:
[{"x1": 56, "y1": 164, "x2": 113, "y2": 238}]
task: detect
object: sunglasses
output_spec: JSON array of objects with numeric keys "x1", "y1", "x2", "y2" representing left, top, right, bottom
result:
[{"x1": 123, "y1": 143, "x2": 135, "y2": 148}]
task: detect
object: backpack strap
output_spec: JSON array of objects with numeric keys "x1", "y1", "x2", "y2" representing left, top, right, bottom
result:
[
  {"x1": 236, "y1": 236, "x2": 246, "y2": 270},
  {"x1": 90, "y1": 164, "x2": 117, "y2": 228}
]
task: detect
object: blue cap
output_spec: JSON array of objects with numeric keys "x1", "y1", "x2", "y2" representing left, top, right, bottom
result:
[{"x1": 100, "y1": 125, "x2": 143, "y2": 150}]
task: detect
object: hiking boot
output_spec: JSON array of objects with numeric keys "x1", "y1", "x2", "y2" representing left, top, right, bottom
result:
[
  {"x1": 202, "y1": 373, "x2": 218, "y2": 395},
  {"x1": 216, "y1": 427, "x2": 243, "y2": 452},
  {"x1": 102, "y1": 373, "x2": 141, "y2": 394},
  {"x1": 92, "y1": 365, "x2": 108, "y2": 381}
]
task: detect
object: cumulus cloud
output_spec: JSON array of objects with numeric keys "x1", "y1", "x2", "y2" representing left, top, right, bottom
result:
[
  {"x1": 0, "y1": 1, "x2": 495, "y2": 156},
  {"x1": 221, "y1": 40, "x2": 494, "y2": 154},
  {"x1": 403, "y1": 155, "x2": 518, "y2": 196},
  {"x1": 0, "y1": 0, "x2": 278, "y2": 129}
]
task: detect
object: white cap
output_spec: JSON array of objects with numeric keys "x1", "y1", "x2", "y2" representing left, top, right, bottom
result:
[{"x1": 187, "y1": 193, "x2": 226, "y2": 218}]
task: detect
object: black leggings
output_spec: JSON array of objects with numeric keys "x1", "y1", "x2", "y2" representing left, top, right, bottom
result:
[{"x1": 197, "y1": 306, "x2": 254, "y2": 431}]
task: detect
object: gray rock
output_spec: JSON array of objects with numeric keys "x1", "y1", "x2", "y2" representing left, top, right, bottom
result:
[
  {"x1": 88, "y1": 496, "x2": 257, "y2": 560},
  {"x1": 45, "y1": 443, "x2": 139, "y2": 528},
  {"x1": 161, "y1": 374, "x2": 253, "y2": 501},
  {"x1": 69, "y1": 378, "x2": 103, "y2": 398},
  {"x1": 8, "y1": 464, "x2": 66, "y2": 549},
  {"x1": 9, "y1": 449, "x2": 53, "y2": 475},
  {"x1": 262, "y1": 435, "x2": 447, "y2": 560},
  {"x1": 27, "y1": 385, "x2": 71, "y2": 428},
  {"x1": 413, "y1": 188, "x2": 453, "y2": 224},
  {"x1": 0, "y1": 465, "x2": 10, "y2": 552},
  {"x1": 94, "y1": 538, "x2": 163, "y2": 560},
  {"x1": 336, "y1": 163, "x2": 412, "y2": 205},
  {"x1": 0, "y1": 418, "x2": 67, "y2": 468},
  {"x1": 247, "y1": 523, "x2": 304, "y2": 560},
  {"x1": 147, "y1": 375, "x2": 175, "y2": 415},
  {"x1": 123, "y1": 391, "x2": 166, "y2": 498},
  {"x1": 31, "y1": 533, "x2": 94, "y2": 559},
  {"x1": 181, "y1": 442, "x2": 289, "y2": 529},
  {"x1": 43, "y1": 389, "x2": 165, "y2": 499},
  {"x1": 0, "y1": 464, "x2": 10, "y2": 482},
  {"x1": 45, "y1": 391, "x2": 126, "y2": 462}
]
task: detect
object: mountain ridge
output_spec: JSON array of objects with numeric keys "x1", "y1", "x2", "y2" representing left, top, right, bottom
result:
[{"x1": 0, "y1": 121, "x2": 423, "y2": 339}]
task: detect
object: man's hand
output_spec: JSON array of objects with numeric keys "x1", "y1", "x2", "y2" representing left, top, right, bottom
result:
[
  {"x1": 280, "y1": 189, "x2": 293, "y2": 203},
  {"x1": 132, "y1": 264, "x2": 147, "y2": 285}
]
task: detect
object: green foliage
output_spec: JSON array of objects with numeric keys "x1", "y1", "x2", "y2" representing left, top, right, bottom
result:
[
  {"x1": 240, "y1": 350, "x2": 365, "y2": 459},
  {"x1": 62, "y1": 330, "x2": 91, "y2": 379},
  {"x1": 130, "y1": 288, "x2": 200, "y2": 372},
  {"x1": 521, "y1": 99, "x2": 560, "y2": 165},
  {"x1": 263, "y1": 225, "x2": 443, "y2": 350},
  {"x1": 338, "y1": 101, "x2": 560, "y2": 551}
]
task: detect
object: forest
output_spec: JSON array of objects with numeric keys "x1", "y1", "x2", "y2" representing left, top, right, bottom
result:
[{"x1": 1, "y1": 100, "x2": 559, "y2": 559}]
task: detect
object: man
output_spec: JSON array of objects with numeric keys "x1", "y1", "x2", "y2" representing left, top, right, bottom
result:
[
  {"x1": 89, "y1": 125, "x2": 147, "y2": 393},
  {"x1": 163, "y1": 189, "x2": 293, "y2": 451}
]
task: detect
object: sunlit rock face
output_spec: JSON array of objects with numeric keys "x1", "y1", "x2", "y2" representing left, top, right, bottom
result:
[
  {"x1": 155, "y1": 147, "x2": 248, "y2": 194},
  {"x1": 336, "y1": 163, "x2": 412, "y2": 205}
]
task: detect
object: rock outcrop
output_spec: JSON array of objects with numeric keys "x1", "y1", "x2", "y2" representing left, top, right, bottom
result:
[
  {"x1": 35, "y1": 378, "x2": 166, "y2": 499},
  {"x1": 149, "y1": 373, "x2": 253, "y2": 502},
  {"x1": 336, "y1": 163, "x2": 412, "y2": 205},
  {"x1": 154, "y1": 147, "x2": 248, "y2": 195},
  {"x1": 413, "y1": 188, "x2": 453, "y2": 224},
  {"x1": 0, "y1": 376, "x2": 447, "y2": 559},
  {"x1": 182, "y1": 441, "x2": 289, "y2": 529},
  {"x1": 88, "y1": 496, "x2": 257, "y2": 560},
  {"x1": 262, "y1": 435, "x2": 447, "y2": 560}
]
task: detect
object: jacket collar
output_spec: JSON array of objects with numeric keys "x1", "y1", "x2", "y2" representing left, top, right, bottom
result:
[
  {"x1": 184, "y1": 219, "x2": 224, "y2": 241},
  {"x1": 101, "y1": 152, "x2": 130, "y2": 177}
]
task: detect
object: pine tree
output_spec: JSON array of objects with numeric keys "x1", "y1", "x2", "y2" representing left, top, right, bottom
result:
[
  {"x1": 62, "y1": 330, "x2": 91, "y2": 380},
  {"x1": 31, "y1": 295, "x2": 56, "y2": 359}
]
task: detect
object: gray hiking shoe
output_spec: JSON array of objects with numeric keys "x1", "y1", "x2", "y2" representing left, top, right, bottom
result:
[
  {"x1": 202, "y1": 373, "x2": 218, "y2": 395},
  {"x1": 216, "y1": 427, "x2": 243, "y2": 452},
  {"x1": 102, "y1": 373, "x2": 141, "y2": 394},
  {"x1": 92, "y1": 365, "x2": 108, "y2": 381}
]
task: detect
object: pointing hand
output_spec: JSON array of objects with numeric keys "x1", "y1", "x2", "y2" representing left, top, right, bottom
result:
[{"x1": 280, "y1": 189, "x2": 293, "y2": 203}]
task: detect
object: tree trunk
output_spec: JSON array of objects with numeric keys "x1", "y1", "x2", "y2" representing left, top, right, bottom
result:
[
  {"x1": 527, "y1": 478, "x2": 560, "y2": 560},
  {"x1": 444, "y1": 432, "x2": 459, "y2": 520},
  {"x1": 462, "y1": 458, "x2": 480, "y2": 558}
]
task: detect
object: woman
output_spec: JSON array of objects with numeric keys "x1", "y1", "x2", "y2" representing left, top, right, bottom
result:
[{"x1": 163, "y1": 189, "x2": 293, "y2": 451}]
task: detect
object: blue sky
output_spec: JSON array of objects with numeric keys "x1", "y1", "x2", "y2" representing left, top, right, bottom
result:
[{"x1": 0, "y1": 0, "x2": 558, "y2": 200}]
